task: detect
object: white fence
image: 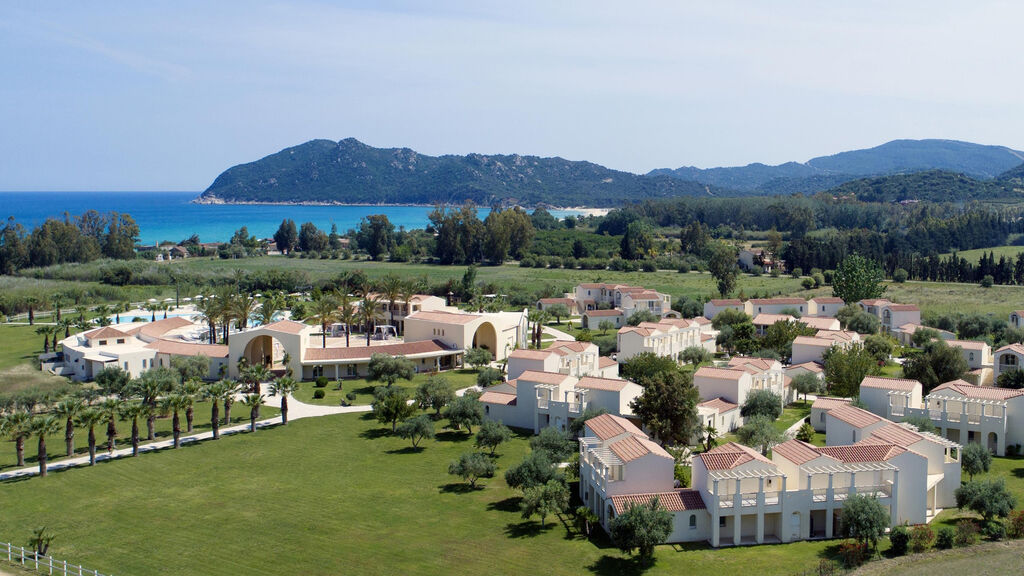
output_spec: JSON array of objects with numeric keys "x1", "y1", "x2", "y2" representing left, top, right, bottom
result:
[{"x1": 1, "y1": 541, "x2": 111, "y2": 576}]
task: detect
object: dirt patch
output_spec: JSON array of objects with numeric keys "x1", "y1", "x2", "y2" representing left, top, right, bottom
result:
[{"x1": 853, "y1": 539, "x2": 1024, "y2": 576}]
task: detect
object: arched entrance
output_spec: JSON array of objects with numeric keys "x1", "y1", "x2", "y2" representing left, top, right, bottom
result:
[
  {"x1": 471, "y1": 321, "x2": 498, "y2": 353},
  {"x1": 988, "y1": 432, "x2": 999, "y2": 453},
  {"x1": 243, "y1": 334, "x2": 285, "y2": 369}
]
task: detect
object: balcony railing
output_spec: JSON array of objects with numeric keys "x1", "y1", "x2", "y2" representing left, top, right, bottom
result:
[
  {"x1": 568, "y1": 402, "x2": 581, "y2": 414},
  {"x1": 537, "y1": 398, "x2": 549, "y2": 409},
  {"x1": 719, "y1": 495, "x2": 734, "y2": 508}
]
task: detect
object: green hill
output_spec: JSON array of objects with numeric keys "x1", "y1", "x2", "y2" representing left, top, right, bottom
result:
[
  {"x1": 198, "y1": 138, "x2": 725, "y2": 207},
  {"x1": 822, "y1": 170, "x2": 1024, "y2": 203}
]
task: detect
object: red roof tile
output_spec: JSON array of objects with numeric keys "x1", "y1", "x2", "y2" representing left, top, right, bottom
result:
[
  {"x1": 585, "y1": 413, "x2": 645, "y2": 441},
  {"x1": 611, "y1": 489, "x2": 706, "y2": 514},
  {"x1": 478, "y1": 391, "x2": 517, "y2": 406},
  {"x1": 259, "y1": 319, "x2": 310, "y2": 334},
  {"x1": 773, "y1": 440, "x2": 832, "y2": 465},
  {"x1": 609, "y1": 435, "x2": 672, "y2": 462},
  {"x1": 576, "y1": 376, "x2": 628, "y2": 392},
  {"x1": 819, "y1": 442, "x2": 905, "y2": 463},
  {"x1": 303, "y1": 339, "x2": 453, "y2": 361},
  {"x1": 828, "y1": 405, "x2": 883, "y2": 428},
  {"x1": 699, "y1": 442, "x2": 773, "y2": 470},
  {"x1": 698, "y1": 397, "x2": 739, "y2": 413},
  {"x1": 931, "y1": 379, "x2": 1024, "y2": 400},
  {"x1": 860, "y1": 376, "x2": 921, "y2": 392}
]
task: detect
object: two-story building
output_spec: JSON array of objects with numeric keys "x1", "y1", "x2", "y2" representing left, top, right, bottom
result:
[
  {"x1": 858, "y1": 299, "x2": 921, "y2": 334},
  {"x1": 616, "y1": 319, "x2": 705, "y2": 364},
  {"x1": 994, "y1": 343, "x2": 1024, "y2": 381},
  {"x1": 506, "y1": 340, "x2": 617, "y2": 380},
  {"x1": 807, "y1": 297, "x2": 845, "y2": 318},
  {"x1": 703, "y1": 299, "x2": 753, "y2": 320},
  {"x1": 749, "y1": 298, "x2": 808, "y2": 316}
]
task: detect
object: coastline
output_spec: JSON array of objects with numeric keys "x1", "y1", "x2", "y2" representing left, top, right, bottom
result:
[{"x1": 193, "y1": 196, "x2": 612, "y2": 215}]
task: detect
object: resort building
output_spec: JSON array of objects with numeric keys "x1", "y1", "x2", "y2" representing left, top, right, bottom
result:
[
  {"x1": 703, "y1": 299, "x2": 752, "y2": 320},
  {"x1": 573, "y1": 283, "x2": 673, "y2": 318},
  {"x1": 693, "y1": 357, "x2": 789, "y2": 420},
  {"x1": 56, "y1": 317, "x2": 228, "y2": 381},
  {"x1": 535, "y1": 297, "x2": 577, "y2": 313},
  {"x1": 807, "y1": 297, "x2": 844, "y2": 318},
  {"x1": 480, "y1": 372, "x2": 641, "y2": 434},
  {"x1": 994, "y1": 343, "x2": 1024, "y2": 381},
  {"x1": 506, "y1": 340, "x2": 618, "y2": 381},
  {"x1": 748, "y1": 298, "x2": 807, "y2": 316},
  {"x1": 893, "y1": 323, "x2": 956, "y2": 347},
  {"x1": 790, "y1": 330, "x2": 861, "y2": 365},
  {"x1": 579, "y1": 406, "x2": 961, "y2": 547},
  {"x1": 616, "y1": 319, "x2": 708, "y2": 364},
  {"x1": 1010, "y1": 310, "x2": 1024, "y2": 330},
  {"x1": 858, "y1": 299, "x2": 921, "y2": 334},
  {"x1": 365, "y1": 293, "x2": 448, "y2": 335},
  {"x1": 580, "y1": 309, "x2": 626, "y2": 331}
]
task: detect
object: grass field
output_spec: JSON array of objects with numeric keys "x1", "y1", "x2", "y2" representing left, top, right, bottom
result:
[
  {"x1": 852, "y1": 540, "x2": 1024, "y2": 575},
  {"x1": 0, "y1": 410, "x2": 840, "y2": 576},
  {"x1": 939, "y1": 243, "x2": 1024, "y2": 261}
]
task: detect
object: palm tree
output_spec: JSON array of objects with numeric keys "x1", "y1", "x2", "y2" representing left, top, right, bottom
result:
[
  {"x1": 26, "y1": 296, "x2": 37, "y2": 325},
  {"x1": 161, "y1": 394, "x2": 189, "y2": 448},
  {"x1": 230, "y1": 294, "x2": 258, "y2": 330},
  {"x1": 100, "y1": 398, "x2": 122, "y2": 453},
  {"x1": 31, "y1": 415, "x2": 62, "y2": 477},
  {"x1": 35, "y1": 325, "x2": 55, "y2": 354},
  {"x1": 255, "y1": 294, "x2": 282, "y2": 326},
  {"x1": 240, "y1": 394, "x2": 265, "y2": 433},
  {"x1": 337, "y1": 292, "x2": 358, "y2": 347},
  {"x1": 196, "y1": 296, "x2": 221, "y2": 344},
  {"x1": 703, "y1": 424, "x2": 719, "y2": 452},
  {"x1": 202, "y1": 380, "x2": 235, "y2": 439},
  {"x1": 309, "y1": 293, "x2": 340, "y2": 348},
  {"x1": 56, "y1": 317, "x2": 72, "y2": 339},
  {"x1": 75, "y1": 408, "x2": 104, "y2": 466},
  {"x1": 53, "y1": 397, "x2": 85, "y2": 458},
  {"x1": 94, "y1": 305, "x2": 112, "y2": 327},
  {"x1": 240, "y1": 364, "x2": 270, "y2": 394},
  {"x1": 359, "y1": 294, "x2": 384, "y2": 346},
  {"x1": 144, "y1": 302, "x2": 158, "y2": 322},
  {"x1": 379, "y1": 274, "x2": 403, "y2": 329},
  {"x1": 179, "y1": 380, "x2": 201, "y2": 433},
  {"x1": 51, "y1": 294, "x2": 64, "y2": 322},
  {"x1": 269, "y1": 377, "x2": 299, "y2": 425},
  {"x1": 2, "y1": 411, "x2": 32, "y2": 467},
  {"x1": 399, "y1": 282, "x2": 418, "y2": 335},
  {"x1": 119, "y1": 401, "x2": 146, "y2": 457}
]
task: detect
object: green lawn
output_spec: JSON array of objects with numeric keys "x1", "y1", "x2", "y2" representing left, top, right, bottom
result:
[
  {"x1": 292, "y1": 370, "x2": 481, "y2": 406},
  {"x1": 0, "y1": 410, "x2": 841, "y2": 576},
  {"x1": 939, "y1": 244, "x2": 1024, "y2": 262},
  {"x1": 853, "y1": 540, "x2": 1024, "y2": 576},
  {"x1": 773, "y1": 403, "x2": 812, "y2": 434},
  {"x1": 932, "y1": 454, "x2": 1024, "y2": 530},
  {"x1": 0, "y1": 325, "x2": 48, "y2": 372}
]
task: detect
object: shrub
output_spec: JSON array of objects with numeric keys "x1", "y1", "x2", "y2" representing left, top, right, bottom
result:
[
  {"x1": 1007, "y1": 510, "x2": 1024, "y2": 539},
  {"x1": 984, "y1": 521, "x2": 1006, "y2": 541},
  {"x1": 838, "y1": 540, "x2": 867, "y2": 568},
  {"x1": 893, "y1": 268, "x2": 908, "y2": 283},
  {"x1": 674, "y1": 465, "x2": 691, "y2": 488},
  {"x1": 345, "y1": 391, "x2": 357, "y2": 402},
  {"x1": 791, "y1": 267, "x2": 803, "y2": 278},
  {"x1": 641, "y1": 260, "x2": 656, "y2": 272},
  {"x1": 312, "y1": 389, "x2": 326, "y2": 399},
  {"x1": 812, "y1": 272, "x2": 825, "y2": 287},
  {"x1": 815, "y1": 560, "x2": 838, "y2": 576},
  {"x1": 954, "y1": 519, "x2": 979, "y2": 547},
  {"x1": 889, "y1": 525, "x2": 910, "y2": 556},
  {"x1": 935, "y1": 526, "x2": 954, "y2": 549},
  {"x1": 801, "y1": 277, "x2": 815, "y2": 290},
  {"x1": 981, "y1": 275, "x2": 994, "y2": 288},
  {"x1": 751, "y1": 265, "x2": 763, "y2": 277},
  {"x1": 677, "y1": 263, "x2": 691, "y2": 274},
  {"x1": 909, "y1": 524, "x2": 934, "y2": 552},
  {"x1": 314, "y1": 377, "x2": 329, "y2": 388}
]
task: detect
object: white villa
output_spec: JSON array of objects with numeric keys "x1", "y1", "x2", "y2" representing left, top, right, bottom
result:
[
  {"x1": 480, "y1": 371, "x2": 641, "y2": 434},
  {"x1": 790, "y1": 330, "x2": 861, "y2": 365},
  {"x1": 807, "y1": 297, "x2": 844, "y2": 318},
  {"x1": 693, "y1": 356, "x2": 789, "y2": 423},
  {"x1": 703, "y1": 299, "x2": 752, "y2": 320},
  {"x1": 573, "y1": 283, "x2": 674, "y2": 318},
  {"x1": 858, "y1": 299, "x2": 921, "y2": 334},
  {"x1": 749, "y1": 298, "x2": 808, "y2": 316},
  {"x1": 994, "y1": 343, "x2": 1024, "y2": 381},
  {"x1": 506, "y1": 340, "x2": 618, "y2": 381},
  {"x1": 616, "y1": 319, "x2": 714, "y2": 364},
  {"x1": 579, "y1": 405, "x2": 961, "y2": 547}
]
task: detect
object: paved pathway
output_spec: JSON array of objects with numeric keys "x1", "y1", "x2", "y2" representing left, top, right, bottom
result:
[{"x1": 542, "y1": 325, "x2": 575, "y2": 341}]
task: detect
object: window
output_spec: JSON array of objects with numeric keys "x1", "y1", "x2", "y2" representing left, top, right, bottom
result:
[
  {"x1": 969, "y1": 352, "x2": 975, "y2": 362},
  {"x1": 689, "y1": 515, "x2": 697, "y2": 528},
  {"x1": 312, "y1": 365, "x2": 324, "y2": 378},
  {"x1": 123, "y1": 362, "x2": 129, "y2": 370},
  {"x1": 346, "y1": 364, "x2": 357, "y2": 376},
  {"x1": 98, "y1": 340, "x2": 107, "y2": 346},
  {"x1": 116, "y1": 338, "x2": 125, "y2": 344},
  {"x1": 142, "y1": 359, "x2": 147, "y2": 369},
  {"x1": 852, "y1": 430, "x2": 856, "y2": 442},
  {"x1": 820, "y1": 412, "x2": 826, "y2": 423},
  {"x1": 719, "y1": 516, "x2": 726, "y2": 527}
]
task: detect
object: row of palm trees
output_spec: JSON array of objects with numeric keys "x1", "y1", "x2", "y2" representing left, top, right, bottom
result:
[
  {"x1": 0, "y1": 373, "x2": 300, "y2": 478},
  {"x1": 308, "y1": 273, "x2": 430, "y2": 348},
  {"x1": 194, "y1": 289, "x2": 283, "y2": 345}
]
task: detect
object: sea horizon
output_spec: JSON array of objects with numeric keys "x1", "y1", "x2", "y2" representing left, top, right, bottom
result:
[{"x1": 2, "y1": 191, "x2": 585, "y2": 245}]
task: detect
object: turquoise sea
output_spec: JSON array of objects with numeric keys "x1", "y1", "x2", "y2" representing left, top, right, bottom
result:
[{"x1": 1, "y1": 191, "x2": 580, "y2": 245}]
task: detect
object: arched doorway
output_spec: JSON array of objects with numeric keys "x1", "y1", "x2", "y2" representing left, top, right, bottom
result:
[
  {"x1": 243, "y1": 334, "x2": 285, "y2": 369},
  {"x1": 471, "y1": 322, "x2": 498, "y2": 353},
  {"x1": 988, "y1": 432, "x2": 998, "y2": 453}
]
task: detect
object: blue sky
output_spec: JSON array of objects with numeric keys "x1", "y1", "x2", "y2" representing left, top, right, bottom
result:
[{"x1": 1, "y1": 1, "x2": 1022, "y2": 191}]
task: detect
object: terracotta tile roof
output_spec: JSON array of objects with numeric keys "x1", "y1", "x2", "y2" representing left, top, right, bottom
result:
[
  {"x1": 800, "y1": 317, "x2": 840, "y2": 330},
  {"x1": 584, "y1": 310, "x2": 624, "y2": 317},
  {"x1": 598, "y1": 357, "x2": 617, "y2": 368},
  {"x1": 773, "y1": 440, "x2": 832, "y2": 465},
  {"x1": 727, "y1": 356, "x2": 777, "y2": 372},
  {"x1": 517, "y1": 370, "x2": 575, "y2": 386},
  {"x1": 508, "y1": 349, "x2": 555, "y2": 361},
  {"x1": 618, "y1": 326, "x2": 654, "y2": 337},
  {"x1": 868, "y1": 422, "x2": 923, "y2": 447},
  {"x1": 819, "y1": 442, "x2": 905, "y2": 463},
  {"x1": 709, "y1": 299, "x2": 743, "y2": 306},
  {"x1": 701, "y1": 333, "x2": 715, "y2": 342},
  {"x1": 816, "y1": 330, "x2": 858, "y2": 342},
  {"x1": 699, "y1": 442, "x2": 773, "y2": 470},
  {"x1": 548, "y1": 341, "x2": 590, "y2": 355},
  {"x1": 405, "y1": 310, "x2": 480, "y2": 325},
  {"x1": 887, "y1": 304, "x2": 920, "y2": 312},
  {"x1": 750, "y1": 298, "x2": 806, "y2": 306},
  {"x1": 144, "y1": 339, "x2": 229, "y2": 358},
  {"x1": 860, "y1": 299, "x2": 891, "y2": 306},
  {"x1": 259, "y1": 319, "x2": 310, "y2": 334},
  {"x1": 788, "y1": 361, "x2": 824, "y2": 373},
  {"x1": 303, "y1": 339, "x2": 452, "y2": 361},
  {"x1": 752, "y1": 313, "x2": 796, "y2": 326},
  {"x1": 138, "y1": 316, "x2": 194, "y2": 338},
  {"x1": 610, "y1": 435, "x2": 672, "y2": 462},
  {"x1": 85, "y1": 326, "x2": 129, "y2": 340},
  {"x1": 811, "y1": 397, "x2": 852, "y2": 411},
  {"x1": 576, "y1": 376, "x2": 628, "y2": 392},
  {"x1": 611, "y1": 489, "x2": 706, "y2": 514},
  {"x1": 996, "y1": 343, "x2": 1024, "y2": 355},
  {"x1": 948, "y1": 340, "x2": 988, "y2": 351},
  {"x1": 694, "y1": 366, "x2": 748, "y2": 381},
  {"x1": 585, "y1": 413, "x2": 645, "y2": 441},
  {"x1": 478, "y1": 390, "x2": 517, "y2": 406},
  {"x1": 691, "y1": 317, "x2": 712, "y2": 326},
  {"x1": 792, "y1": 336, "x2": 833, "y2": 348},
  {"x1": 810, "y1": 297, "x2": 844, "y2": 304},
  {"x1": 828, "y1": 405, "x2": 883, "y2": 428},
  {"x1": 538, "y1": 298, "x2": 575, "y2": 306},
  {"x1": 931, "y1": 379, "x2": 1024, "y2": 400},
  {"x1": 860, "y1": 376, "x2": 921, "y2": 392},
  {"x1": 698, "y1": 397, "x2": 739, "y2": 413}
]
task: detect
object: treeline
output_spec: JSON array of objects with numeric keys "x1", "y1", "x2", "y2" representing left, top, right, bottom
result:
[
  {"x1": 892, "y1": 251, "x2": 1024, "y2": 286},
  {"x1": 0, "y1": 211, "x2": 140, "y2": 274}
]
